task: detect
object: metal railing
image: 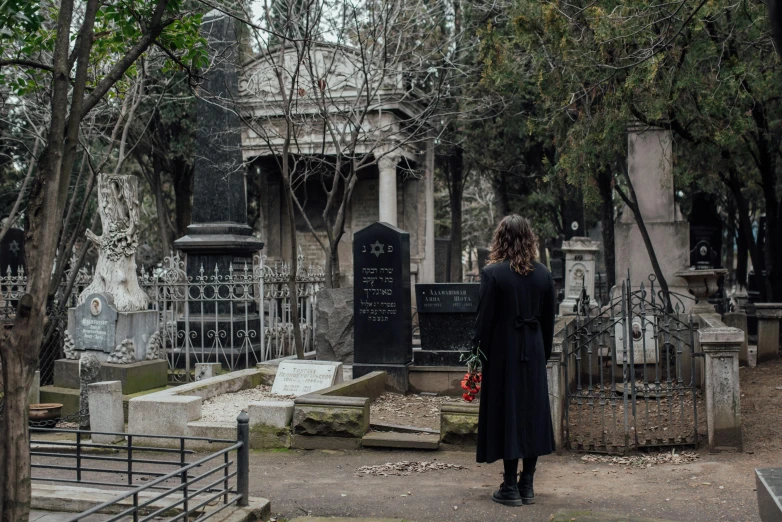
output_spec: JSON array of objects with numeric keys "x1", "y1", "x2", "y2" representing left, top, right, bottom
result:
[
  {"x1": 31, "y1": 413, "x2": 250, "y2": 521},
  {"x1": 141, "y1": 252, "x2": 324, "y2": 379}
]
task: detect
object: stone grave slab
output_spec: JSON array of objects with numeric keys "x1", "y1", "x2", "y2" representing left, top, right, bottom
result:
[
  {"x1": 271, "y1": 360, "x2": 343, "y2": 397},
  {"x1": 414, "y1": 283, "x2": 479, "y2": 366}
]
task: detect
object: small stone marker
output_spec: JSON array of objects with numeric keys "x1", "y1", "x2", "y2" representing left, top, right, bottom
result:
[
  {"x1": 88, "y1": 381, "x2": 124, "y2": 443},
  {"x1": 614, "y1": 317, "x2": 658, "y2": 364},
  {"x1": 271, "y1": 360, "x2": 343, "y2": 396},
  {"x1": 74, "y1": 293, "x2": 118, "y2": 353}
]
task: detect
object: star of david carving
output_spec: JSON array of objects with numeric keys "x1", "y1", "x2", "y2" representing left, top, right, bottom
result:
[
  {"x1": 370, "y1": 240, "x2": 384, "y2": 257},
  {"x1": 8, "y1": 240, "x2": 19, "y2": 256}
]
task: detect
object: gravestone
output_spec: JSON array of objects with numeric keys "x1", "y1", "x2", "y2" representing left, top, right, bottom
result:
[
  {"x1": 756, "y1": 468, "x2": 782, "y2": 522},
  {"x1": 314, "y1": 286, "x2": 354, "y2": 363},
  {"x1": 691, "y1": 239, "x2": 718, "y2": 269},
  {"x1": 73, "y1": 293, "x2": 118, "y2": 354},
  {"x1": 563, "y1": 188, "x2": 586, "y2": 240},
  {"x1": 614, "y1": 316, "x2": 658, "y2": 365},
  {"x1": 0, "y1": 226, "x2": 24, "y2": 276},
  {"x1": 559, "y1": 237, "x2": 600, "y2": 315},
  {"x1": 352, "y1": 222, "x2": 412, "y2": 392},
  {"x1": 414, "y1": 283, "x2": 479, "y2": 365},
  {"x1": 270, "y1": 360, "x2": 343, "y2": 396},
  {"x1": 434, "y1": 238, "x2": 451, "y2": 283}
]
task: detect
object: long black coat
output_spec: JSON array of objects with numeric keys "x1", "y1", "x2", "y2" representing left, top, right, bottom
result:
[{"x1": 473, "y1": 260, "x2": 556, "y2": 463}]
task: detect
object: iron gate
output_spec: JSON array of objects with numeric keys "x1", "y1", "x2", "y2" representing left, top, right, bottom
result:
[{"x1": 563, "y1": 276, "x2": 702, "y2": 453}]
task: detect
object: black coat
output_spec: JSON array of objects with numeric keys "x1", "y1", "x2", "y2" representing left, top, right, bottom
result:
[{"x1": 473, "y1": 260, "x2": 556, "y2": 463}]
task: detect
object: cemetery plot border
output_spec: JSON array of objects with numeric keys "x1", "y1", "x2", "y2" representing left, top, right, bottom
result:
[{"x1": 563, "y1": 276, "x2": 701, "y2": 454}]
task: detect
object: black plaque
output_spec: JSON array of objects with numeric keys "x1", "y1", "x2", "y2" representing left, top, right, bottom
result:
[
  {"x1": 0, "y1": 227, "x2": 24, "y2": 276},
  {"x1": 415, "y1": 284, "x2": 479, "y2": 314},
  {"x1": 415, "y1": 283, "x2": 479, "y2": 359},
  {"x1": 353, "y1": 222, "x2": 412, "y2": 365}
]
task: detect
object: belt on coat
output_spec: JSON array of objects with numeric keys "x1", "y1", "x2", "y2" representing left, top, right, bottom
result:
[{"x1": 514, "y1": 316, "x2": 539, "y2": 362}]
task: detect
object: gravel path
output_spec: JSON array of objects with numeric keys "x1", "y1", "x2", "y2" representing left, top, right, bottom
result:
[{"x1": 200, "y1": 386, "x2": 295, "y2": 423}]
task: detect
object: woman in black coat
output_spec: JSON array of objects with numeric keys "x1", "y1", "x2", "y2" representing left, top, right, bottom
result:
[{"x1": 472, "y1": 215, "x2": 556, "y2": 507}]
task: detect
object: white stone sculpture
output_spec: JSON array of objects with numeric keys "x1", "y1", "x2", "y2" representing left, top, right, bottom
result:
[{"x1": 79, "y1": 174, "x2": 148, "y2": 312}]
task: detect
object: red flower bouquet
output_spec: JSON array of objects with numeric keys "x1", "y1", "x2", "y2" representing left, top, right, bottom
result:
[{"x1": 459, "y1": 347, "x2": 484, "y2": 402}]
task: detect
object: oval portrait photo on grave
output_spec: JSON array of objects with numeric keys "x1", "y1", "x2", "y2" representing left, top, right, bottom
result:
[
  {"x1": 632, "y1": 321, "x2": 642, "y2": 341},
  {"x1": 90, "y1": 297, "x2": 102, "y2": 316}
]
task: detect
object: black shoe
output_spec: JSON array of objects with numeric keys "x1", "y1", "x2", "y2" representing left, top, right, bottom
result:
[
  {"x1": 492, "y1": 482, "x2": 523, "y2": 507},
  {"x1": 518, "y1": 470, "x2": 535, "y2": 505}
]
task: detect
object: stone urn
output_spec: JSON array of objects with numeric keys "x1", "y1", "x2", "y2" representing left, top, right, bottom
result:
[
  {"x1": 29, "y1": 403, "x2": 63, "y2": 428},
  {"x1": 674, "y1": 268, "x2": 728, "y2": 314}
]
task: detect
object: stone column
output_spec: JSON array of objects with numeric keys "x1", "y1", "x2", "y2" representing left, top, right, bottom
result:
[
  {"x1": 547, "y1": 337, "x2": 564, "y2": 454},
  {"x1": 88, "y1": 381, "x2": 124, "y2": 443},
  {"x1": 559, "y1": 237, "x2": 600, "y2": 315},
  {"x1": 378, "y1": 155, "x2": 398, "y2": 226},
  {"x1": 755, "y1": 304, "x2": 782, "y2": 364},
  {"x1": 723, "y1": 312, "x2": 749, "y2": 366},
  {"x1": 700, "y1": 326, "x2": 743, "y2": 452}
]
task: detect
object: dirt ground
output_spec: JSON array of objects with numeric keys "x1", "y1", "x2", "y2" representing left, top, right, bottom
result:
[{"x1": 252, "y1": 359, "x2": 782, "y2": 522}]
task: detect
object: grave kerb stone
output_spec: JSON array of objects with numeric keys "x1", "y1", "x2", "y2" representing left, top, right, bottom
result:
[
  {"x1": 755, "y1": 303, "x2": 782, "y2": 363},
  {"x1": 699, "y1": 324, "x2": 742, "y2": 452}
]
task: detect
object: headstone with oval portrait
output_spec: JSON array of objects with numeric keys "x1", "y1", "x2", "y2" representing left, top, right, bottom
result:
[{"x1": 613, "y1": 316, "x2": 658, "y2": 365}]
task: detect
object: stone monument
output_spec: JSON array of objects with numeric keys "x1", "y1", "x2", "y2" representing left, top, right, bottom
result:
[
  {"x1": 172, "y1": 10, "x2": 264, "y2": 362},
  {"x1": 314, "y1": 286, "x2": 354, "y2": 363},
  {"x1": 41, "y1": 175, "x2": 168, "y2": 417},
  {"x1": 414, "y1": 283, "x2": 479, "y2": 365},
  {"x1": 78, "y1": 354, "x2": 101, "y2": 428},
  {"x1": 559, "y1": 237, "x2": 600, "y2": 315},
  {"x1": 352, "y1": 222, "x2": 412, "y2": 392},
  {"x1": 614, "y1": 122, "x2": 690, "y2": 307}
]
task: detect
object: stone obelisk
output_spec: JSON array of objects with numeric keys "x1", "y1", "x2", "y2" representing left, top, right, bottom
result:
[{"x1": 174, "y1": 10, "x2": 263, "y2": 300}]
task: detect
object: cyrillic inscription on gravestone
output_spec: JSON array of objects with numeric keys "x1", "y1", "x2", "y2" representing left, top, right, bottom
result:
[
  {"x1": 270, "y1": 360, "x2": 343, "y2": 396},
  {"x1": 415, "y1": 284, "x2": 479, "y2": 314},
  {"x1": 74, "y1": 293, "x2": 117, "y2": 353}
]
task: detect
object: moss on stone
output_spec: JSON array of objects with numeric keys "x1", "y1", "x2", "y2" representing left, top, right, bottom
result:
[
  {"x1": 292, "y1": 405, "x2": 368, "y2": 438},
  {"x1": 440, "y1": 412, "x2": 478, "y2": 445},
  {"x1": 249, "y1": 423, "x2": 291, "y2": 449}
]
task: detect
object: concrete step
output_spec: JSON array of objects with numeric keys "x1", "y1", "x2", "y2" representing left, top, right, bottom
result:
[{"x1": 361, "y1": 431, "x2": 439, "y2": 450}]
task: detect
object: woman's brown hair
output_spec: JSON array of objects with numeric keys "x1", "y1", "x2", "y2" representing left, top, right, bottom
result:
[{"x1": 487, "y1": 214, "x2": 539, "y2": 275}]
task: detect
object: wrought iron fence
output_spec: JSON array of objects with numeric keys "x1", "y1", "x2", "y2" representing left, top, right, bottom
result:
[
  {"x1": 30, "y1": 414, "x2": 250, "y2": 521},
  {"x1": 0, "y1": 253, "x2": 325, "y2": 393},
  {"x1": 141, "y1": 253, "x2": 324, "y2": 380},
  {"x1": 563, "y1": 275, "x2": 702, "y2": 453}
]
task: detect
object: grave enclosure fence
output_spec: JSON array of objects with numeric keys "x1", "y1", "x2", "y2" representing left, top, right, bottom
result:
[{"x1": 0, "y1": 252, "x2": 325, "y2": 400}]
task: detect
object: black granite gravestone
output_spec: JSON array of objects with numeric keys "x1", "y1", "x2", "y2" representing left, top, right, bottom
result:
[
  {"x1": 689, "y1": 193, "x2": 722, "y2": 268},
  {"x1": 414, "y1": 283, "x2": 479, "y2": 366},
  {"x1": 173, "y1": 9, "x2": 263, "y2": 312},
  {"x1": 0, "y1": 226, "x2": 24, "y2": 277},
  {"x1": 691, "y1": 239, "x2": 718, "y2": 269},
  {"x1": 563, "y1": 188, "x2": 586, "y2": 240},
  {"x1": 352, "y1": 222, "x2": 412, "y2": 392}
]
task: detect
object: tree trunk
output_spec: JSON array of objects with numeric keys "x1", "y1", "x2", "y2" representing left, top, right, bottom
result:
[
  {"x1": 770, "y1": 0, "x2": 782, "y2": 57},
  {"x1": 448, "y1": 148, "x2": 464, "y2": 283},
  {"x1": 598, "y1": 169, "x2": 616, "y2": 289},
  {"x1": 281, "y1": 156, "x2": 305, "y2": 360},
  {"x1": 736, "y1": 223, "x2": 748, "y2": 289},
  {"x1": 492, "y1": 170, "x2": 511, "y2": 221},
  {"x1": 615, "y1": 169, "x2": 672, "y2": 311},
  {"x1": 150, "y1": 164, "x2": 173, "y2": 256}
]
